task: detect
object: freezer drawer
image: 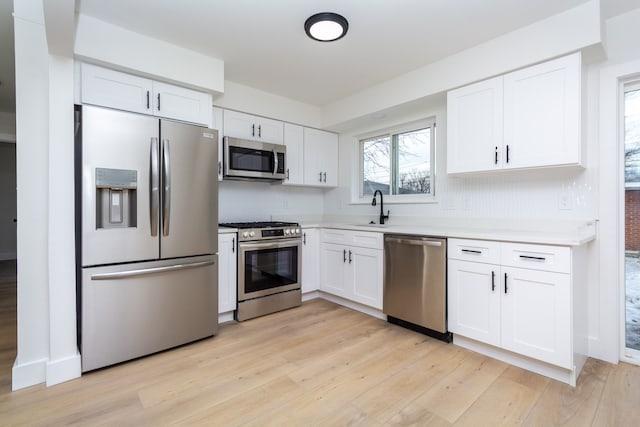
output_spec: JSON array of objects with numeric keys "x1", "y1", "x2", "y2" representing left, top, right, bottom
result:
[{"x1": 81, "y1": 255, "x2": 218, "y2": 372}]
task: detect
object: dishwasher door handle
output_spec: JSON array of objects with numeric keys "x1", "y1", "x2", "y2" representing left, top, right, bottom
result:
[{"x1": 386, "y1": 237, "x2": 442, "y2": 247}]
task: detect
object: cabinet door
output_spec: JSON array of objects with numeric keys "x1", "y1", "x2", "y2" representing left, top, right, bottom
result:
[
  {"x1": 303, "y1": 127, "x2": 338, "y2": 186},
  {"x1": 81, "y1": 63, "x2": 153, "y2": 115},
  {"x1": 448, "y1": 260, "x2": 501, "y2": 346},
  {"x1": 320, "y1": 243, "x2": 347, "y2": 297},
  {"x1": 223, "y1": 110, "x2": 284, "y2": 143},
  {"x1": 255, "y1": 117, "x2": 284, "y2": 144},
  {"x1": 152, "y1": 81, "x2": 212, "y2": 126},
  {"x1": 501, "y1": 266, "x2": 571, "y2": 368},
  {"x1": 503, "y1": 53, "x2": 581, "y2": 169},
  {"x1": 301, "y1": 228, "x2": 319, "y2": 293},
  {"x1": 350, "y1": 246, "x2": 383, "y2": 309},
  {"x1": 218, "y1": 233, "x2": 237, "y2": 314},
  {"x1": 212, "y1": 107, "x2": 224, "y2": 181},
  {"x1": 283, "y1": 123, "x2": 304, "y2": 185},
  {"x1": 447, "y1": 76, "x2": 503, "y2": 174}
]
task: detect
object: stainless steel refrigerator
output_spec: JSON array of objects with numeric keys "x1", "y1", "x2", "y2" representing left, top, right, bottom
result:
[{"x1": 76, "y1": 105, "x2": 218, "y2": 372}]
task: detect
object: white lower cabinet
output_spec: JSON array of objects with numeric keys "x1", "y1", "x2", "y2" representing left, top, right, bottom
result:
[
  {"x1": 301, "y1": 228, "x2": 319, "y2": 293},
  {"x1": 320, "y1": 229, "x2": 383, "y2": 309},
  {"x1": 218, "y1": 232, "x2": 237, "y2": 314},
  {"x1": 448, "y1": 238, "x2": 574, "y2": 371}
]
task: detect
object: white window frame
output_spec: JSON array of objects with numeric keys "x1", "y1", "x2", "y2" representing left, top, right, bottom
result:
[{"x1": 352, "y1": 118, "x2": 437, "y2": 204}]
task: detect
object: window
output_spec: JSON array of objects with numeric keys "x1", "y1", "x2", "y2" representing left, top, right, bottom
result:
[
  {"x1": 625, "y1": 82, "x2": 640, "y2": 189},
  {"x1": 360, "y1": 120, "x2": 435, "y2": 200}
]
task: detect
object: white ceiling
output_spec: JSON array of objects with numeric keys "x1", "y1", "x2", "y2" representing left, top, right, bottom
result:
[{"x1": 1, "y1": 0, "x2": 640, "y2": 114}]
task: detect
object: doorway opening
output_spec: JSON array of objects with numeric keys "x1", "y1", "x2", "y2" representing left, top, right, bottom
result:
[{"x1": 623, "y1": 80, "x2": 640, "y2": 359}]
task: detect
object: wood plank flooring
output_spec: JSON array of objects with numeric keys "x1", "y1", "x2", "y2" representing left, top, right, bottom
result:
[{"x1": 1, "y1": 266, "x2": 639, "y2": 425}]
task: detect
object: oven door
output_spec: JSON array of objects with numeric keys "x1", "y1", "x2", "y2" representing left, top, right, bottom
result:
[
  {"x1": 224, "y1": 137, "x2": 286, "y2": 180},
  {"x1": 238, "y1": 238, "x2": 301, "y2": 300}
]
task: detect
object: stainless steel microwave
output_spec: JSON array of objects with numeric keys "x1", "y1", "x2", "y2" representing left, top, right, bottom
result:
[{"x1": 223, "y1": 136, "x2": 286, "y2": 181}]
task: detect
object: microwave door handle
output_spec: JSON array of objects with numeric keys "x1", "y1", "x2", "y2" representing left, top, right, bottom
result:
[{"x1": 273, "y1": 149, "x2": 277, "y2": 175}]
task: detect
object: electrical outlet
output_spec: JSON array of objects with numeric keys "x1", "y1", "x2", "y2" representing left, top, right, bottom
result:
[{"x1": 559, "y1": 194, "x2": 573, "y2": 210}]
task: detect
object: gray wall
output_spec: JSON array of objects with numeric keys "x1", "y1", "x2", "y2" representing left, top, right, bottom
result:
[{"x1": 0, "y1": 142, "x2": 16, "y2": 259}]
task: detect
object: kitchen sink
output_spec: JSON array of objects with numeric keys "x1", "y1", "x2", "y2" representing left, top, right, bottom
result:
[{"x1": 350, "y1": 222, "x2": 388, "y2": 228}]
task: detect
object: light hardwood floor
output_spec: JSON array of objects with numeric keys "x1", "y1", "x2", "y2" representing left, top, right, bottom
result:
[{"x1": 1, "y1": 268, "x2": 639, "y2": 425}]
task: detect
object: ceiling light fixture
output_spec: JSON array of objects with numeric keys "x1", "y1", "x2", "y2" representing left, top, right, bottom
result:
[{"x1": 304, "y1": 12, "x2": 349, "y2": 42}]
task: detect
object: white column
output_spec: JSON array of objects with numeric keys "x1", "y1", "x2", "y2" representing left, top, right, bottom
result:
[{"x1": 12, "y1": 0, "x2": 51, "y2": 390}]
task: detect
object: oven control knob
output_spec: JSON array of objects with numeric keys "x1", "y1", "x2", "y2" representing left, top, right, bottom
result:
[
  {"x1": 285, "y1": 229, "x2": 290, "y2": 235},
  {"x1": 249, "y1": 231, "x2": 255, "y2": 237},
  {"x1": 242, "y1": 231, "x2": 249, "y2": 238},
  {"x1": 295, "y1": 228, "x2": 301, "y2": 234}
]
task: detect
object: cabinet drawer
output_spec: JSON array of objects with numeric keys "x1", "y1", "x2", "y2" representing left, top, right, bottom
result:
[
  {"x1": 501, "y1": 242, "x2": 570, "y2": 273},
  {"x1": 321, "y1": 229, "x2": 383, "y2": 249},
  {"x1": 448, "y1": 238, "x2": 501, "y2": 264}
]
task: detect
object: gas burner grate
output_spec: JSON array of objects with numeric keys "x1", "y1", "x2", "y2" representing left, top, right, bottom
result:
[{"x1": 219, "y1": 221, "x2": 299, "y2": 229}]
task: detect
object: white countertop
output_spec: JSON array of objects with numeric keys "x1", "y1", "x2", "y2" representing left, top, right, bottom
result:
[
  {"x1": 296, "y1": 217, "x2": 597, "y2": 247},
  {"x1": 218, "y1": 227, "x2": 238, "y2": 234}
]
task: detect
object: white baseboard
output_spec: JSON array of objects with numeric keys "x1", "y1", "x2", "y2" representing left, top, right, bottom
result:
[
  {"x1": 454, "y1": 335, "x2": 577, "y2": 386},
  {"x1": 316, "y1": 291, "x2": 386, "y2": 320},
  {"x1": 302, "y1": 290, "x2": 321, "y2": 302},
  {"x1": 12, "y1": 357, "x2": 47, "y2": 391},
  {"x1": 0, "y1": 252, "x2": 16, "y2": 261},
  {"x1": 218, "y1": 311, "x2": 235, "y2": 324},
  {"x1": 46, "y1": 352, "x2": 81, "y2": 386}
]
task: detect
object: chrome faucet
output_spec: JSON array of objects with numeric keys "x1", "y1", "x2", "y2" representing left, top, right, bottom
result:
[{"x1": 371, "y1": 190, "x2": 390, "y2": 225}]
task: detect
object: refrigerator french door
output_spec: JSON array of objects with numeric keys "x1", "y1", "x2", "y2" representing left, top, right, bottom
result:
[{"x1": 78, "y1": 105, "x2": 219, "y2": 372}]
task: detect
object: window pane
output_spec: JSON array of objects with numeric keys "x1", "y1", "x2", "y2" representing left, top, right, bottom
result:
[
  {"x1": 626, "y1": 89, "x2": 640, "y2": 187},
  {"x1": 362, "y1": 136, "x2": 391, "y2": 196},
  {"x1": 395, "y1": 128, "x2": 431, "y2": 194}
]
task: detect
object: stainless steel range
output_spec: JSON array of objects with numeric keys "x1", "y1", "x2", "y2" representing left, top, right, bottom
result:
[{"x1": 220, "y1": 221, "x2": 302, "y2": 321}]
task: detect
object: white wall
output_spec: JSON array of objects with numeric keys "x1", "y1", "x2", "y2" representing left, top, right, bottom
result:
[
  {"x1": 219, "y1": 180, "x2": 325, "y2": 223},
  {"x1": 322, "y1": 0, "x2": 603, "y2": 129},
  {"x1": 325, "y1": 106, "x2": 596, "y2": 223}
]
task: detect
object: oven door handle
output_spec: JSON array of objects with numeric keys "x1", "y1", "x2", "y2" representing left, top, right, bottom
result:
[{"x1": 237, "y1": 238, "x2": 301, "y2": 251}]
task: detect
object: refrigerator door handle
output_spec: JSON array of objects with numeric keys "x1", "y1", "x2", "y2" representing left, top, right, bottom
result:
[
  {"x1": 162, "y1": 139, "x2": 171, "y2": 236},
  {"x1": 150, "y1": 138, "x2": 159, "y2": 236},
  {"x1": 90, "y1": 260, "x2": 215, "y2": 280}
]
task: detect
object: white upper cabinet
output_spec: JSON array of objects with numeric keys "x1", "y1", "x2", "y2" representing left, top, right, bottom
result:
[
  {"x1": 303, "y1": 127, "x2": 338, "y2": 187},
  {"x1": 503, "y1": 54, "x2": 581, "y2": 169},
  {"x1": 283, "y1": 123, "x2": 304, "y2": 185},
  {"x1": 81, "y1": 63, "x2": 212, "y2": 126},
  {"x1": 151, "y1": 81, "x2": 212, "y2": 126},
  {"x1": 447, "y1": 52, "x2": 582, "y2": 174},
  {"x1": 222, "y1": 110, "x2": 284, "y2": 144},
  {"x1": 447, "y1": 76, "x2": 504, "y2": 174}
]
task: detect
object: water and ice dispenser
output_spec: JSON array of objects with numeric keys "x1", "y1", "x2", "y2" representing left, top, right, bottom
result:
[{"x1": 95, "y1": 168, "x2": 137, "y2": 229}]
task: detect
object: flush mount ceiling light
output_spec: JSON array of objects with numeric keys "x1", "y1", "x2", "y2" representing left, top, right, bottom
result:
[{"x1": 304, "y1": 12, "x2": 349, "y2": 42}]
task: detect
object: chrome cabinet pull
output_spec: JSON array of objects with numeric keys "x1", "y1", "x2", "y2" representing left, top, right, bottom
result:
[
  {"x1": 519, "y1": 255, "x2": 546, "y2": 261},
  {"x1": 461, "y1": 249, "x2": 481, "y2": 254}
]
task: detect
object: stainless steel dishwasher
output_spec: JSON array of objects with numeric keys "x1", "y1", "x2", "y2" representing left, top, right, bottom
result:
[{"x1": 383, "y1": 234, "x2": 451, "y2": 342}]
